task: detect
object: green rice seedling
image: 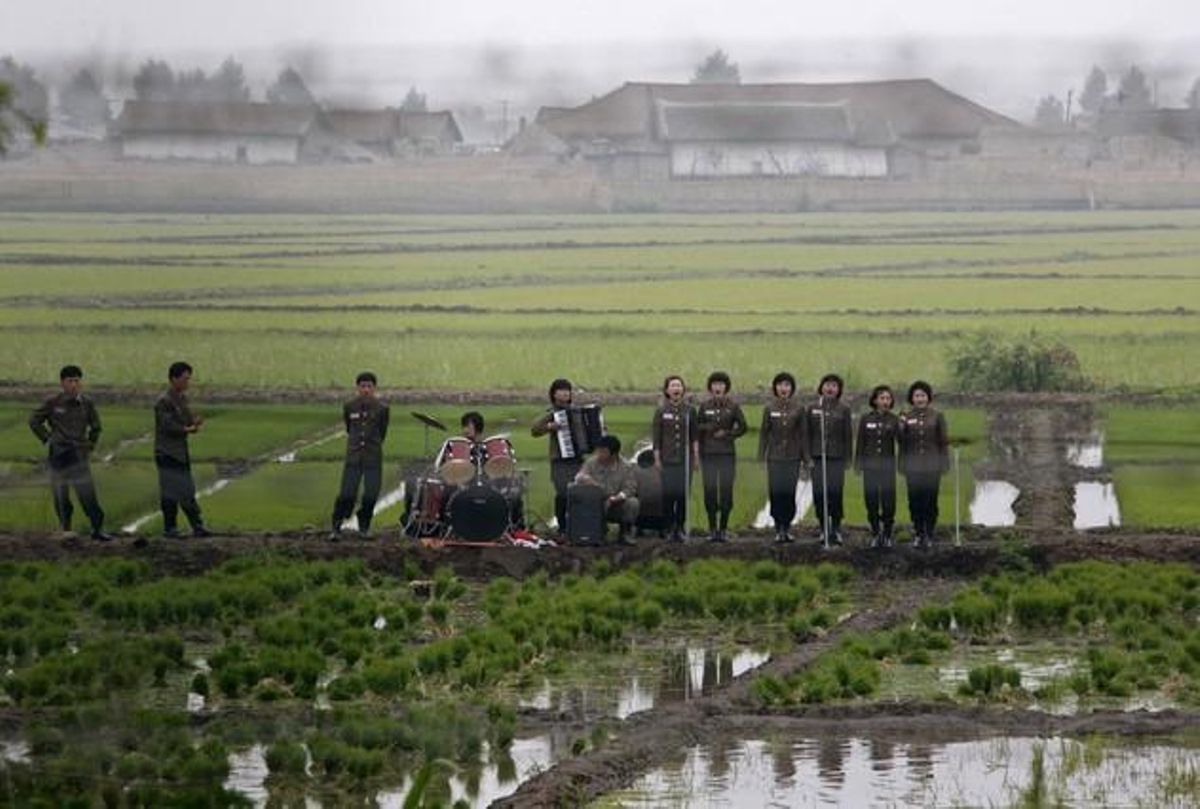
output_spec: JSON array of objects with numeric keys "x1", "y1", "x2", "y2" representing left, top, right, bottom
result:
[
  {"x1": 950, "y1": 588, "x2": 1004, "y2": 635},
  {"x1": 918, "y1": 605, "x2": 952, "y2": 631},
  {"x1": 265, "y1": 740, "x2": 308, "y2": 776},
  {"x1": 958, "y1": 664, "x2": 1022, "y2": 697}
]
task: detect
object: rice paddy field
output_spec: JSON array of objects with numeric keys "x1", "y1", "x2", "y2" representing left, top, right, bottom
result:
[
  {"x1": 1, "y1": 210, "x2": 1199, "y2": 807},
  {"x1": 0, "y1": 210, "x2": 1198, "y2": 392}
]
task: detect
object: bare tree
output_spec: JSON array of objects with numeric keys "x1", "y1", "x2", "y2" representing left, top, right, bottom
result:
[{"x1": 691, "y1": 49, "x2": 741, "y2": 85}]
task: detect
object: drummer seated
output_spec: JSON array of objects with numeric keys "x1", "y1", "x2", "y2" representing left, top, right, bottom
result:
[
  {"x1": 461, "y1": 411, "x2": 485, "y2": 445},
  {"x1": 573, "y1": 435, "x2": 639, "y2": 544}
]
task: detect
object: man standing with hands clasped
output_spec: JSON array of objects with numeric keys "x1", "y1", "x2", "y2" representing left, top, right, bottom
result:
[
  {"x1": 29, "y1": 365, "x2": 113, "y2": 541},
  {"x1": 155, "y1": 361, "x2": 212, "y2": 539}
]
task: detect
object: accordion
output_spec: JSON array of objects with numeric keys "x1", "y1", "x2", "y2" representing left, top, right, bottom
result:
[{"x1": 553, "y1": 405, "x2": 606, "y2": 459}]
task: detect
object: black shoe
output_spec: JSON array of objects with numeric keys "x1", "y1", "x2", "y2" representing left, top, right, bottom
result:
[
  {"x1": 90, "y1": 530, "x2": 115, "y2": 542},
  {"x1": 669, "y1": 530, "x2": 684, "y2": 543},
  {"x1": 708, "y1": 529, "x2": 721, "y2": 543},
  {"x1": 192, "y1": 526, "x2": 213, "y2": 538},
  {"x1": 163, "y1": 528, "x2": 183, "y2": 539},
  {"x1": 869, "y1": 532, "x2": 881, "y2": 549},
  {"x1": 328, "y1": 529, "x2": 342, "y2": 542},
  {"x1": 619, "y1": 534, "x2": 636, "y2": 547}
]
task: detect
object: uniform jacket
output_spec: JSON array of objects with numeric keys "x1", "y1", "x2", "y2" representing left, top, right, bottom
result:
[
  {"x1": 651, "y1": 400, "x2": 697, "y2": 465},
  {"x1": 343, "y1": 396, "x2": 390, "y2": 462},
  {"x1": 154, "y1": 388, "x2": 198, "y2": 463},
  {"x1": 854, "y1": 409, "x2": 900, "y2": 472},
  {"x1": 804, "y1": 397, "x2": 853, "y2": 461},
  {"x1": 578, "y1": 455, "x2": 638, "y2": 498},
  {"x1": 898, "y1": 406, "x2": 950, "y2": 474},
  {"x1": 757, "y1": 395, "x2": 805, "y2": 462},
  {"x1": 695, "y1": 395, "x2": 747, "y2": 457},
  {"x1": 29, "y1": 393, "x2": 101, "y2": 457}
]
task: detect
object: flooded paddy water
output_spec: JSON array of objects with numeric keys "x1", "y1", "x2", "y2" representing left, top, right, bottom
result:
[{"x1": 601, "y1": 733, "x2": 1200, "y2": 808}]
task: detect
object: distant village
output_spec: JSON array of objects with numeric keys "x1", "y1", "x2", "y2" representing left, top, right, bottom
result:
[{"x1": 3, "y1": 53, "x2": 1200, "y2": 212}]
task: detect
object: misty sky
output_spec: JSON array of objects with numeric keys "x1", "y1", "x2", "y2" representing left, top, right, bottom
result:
[{"x1": 6, "y1": 0, "x2": 1198, "y2": 52}]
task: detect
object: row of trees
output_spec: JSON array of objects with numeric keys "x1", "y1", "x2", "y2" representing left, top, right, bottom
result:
[
  {"x1": 0, "y1": 55, "x2": 432, "y2": 134},
  {"x1": 1034, "y1": 65, "x2": 1200, "y2": 129}
]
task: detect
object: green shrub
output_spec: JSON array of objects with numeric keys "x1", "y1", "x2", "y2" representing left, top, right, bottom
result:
[
  {"x1": 950, "y1": 332, "x2": 1090, "y2": 392},
  {"x1": 959, "y1": 664, "x2": 1022, "y2": 697}
]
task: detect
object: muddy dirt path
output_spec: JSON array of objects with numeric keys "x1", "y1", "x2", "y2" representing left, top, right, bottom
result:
[{"x1": 0, "y1": 530, "x2": 1196, "y2": 581}]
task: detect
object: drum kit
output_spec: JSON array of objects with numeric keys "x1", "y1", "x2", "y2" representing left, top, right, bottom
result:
[{"x1": 404, "y1": 412, "x2": 527, "y2": 542}]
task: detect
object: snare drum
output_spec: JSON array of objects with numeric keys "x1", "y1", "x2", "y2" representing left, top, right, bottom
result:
[
  {"x1": 482, "y1": 435, "x2": 516, "y2": 479},
  {"x1": 413, "y1": 477, "x2": 448, "y2": 522},
  {"x1": 437, "y1": 437, "x2": 477, "y2": 485}
]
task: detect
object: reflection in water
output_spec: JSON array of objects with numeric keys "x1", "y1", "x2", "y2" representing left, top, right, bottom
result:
[
  {"x1": 519, "y1": 646, "x2": 770, "y2": 721},
  {"x1": 618, "y1": 736, "x2": 1196, "y2": 807},
  {"x1": 969, "y1": 480, "x2": 1019, "y2": 527},
  {"x1": 1066, "y1": 432, "x2": 1104, "y2": 469},
  {"x1": 375, "y1": 732, "x2": 569, "y2": 809},
  {"x1": 1074, "y1": 481, "x2": 1121, "y2": 529},
  {"x1": 753, "y1": 479, "x2": 814, "y2": 529},
  {"x1": 224, "y1": 745, "x2": 269, "y2": 808}
]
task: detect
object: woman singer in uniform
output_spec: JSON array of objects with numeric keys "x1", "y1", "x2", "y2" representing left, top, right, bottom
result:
[
  {"x1": 854, "y1": 384, "x2": 899, "y2": 548},
  {"x1": 897, "y1": 380, "x2": 950, "y2": 548},
  {"x1": 695, "y1": 371, "x2": 747, "y2": 542}
]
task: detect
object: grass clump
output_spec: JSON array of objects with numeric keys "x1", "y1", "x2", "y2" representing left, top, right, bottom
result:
[{"x1": 958, "y1": 664, "x2": 1022, "y2": 697}]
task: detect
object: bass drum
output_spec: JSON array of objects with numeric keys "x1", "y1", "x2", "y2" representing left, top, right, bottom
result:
[{"x1": 447, "y1": 483, "x2": 510, "y2": 542}]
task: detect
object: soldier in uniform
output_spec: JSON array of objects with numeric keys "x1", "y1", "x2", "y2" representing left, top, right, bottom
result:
[
  {"x1": 695, "y1": 371, "x2": 747, "y2": 542},
  {"x1": 530, "y1": 378, "x2": 579, "y2": 536},
  {"x1": 154, "y1": 361, "x2": 212, "y2": 539},
  {"x1": 854, "y1": 384, "x2": 900, "y2": 548},
  {"x1": 651, "y1": 375, "x2": 698, "y2": 542},
  {"x1": 573, "y1": 435, "x2": 639, "y2": 544},
  {"x1": 330, "y1": 372, "x2": 390, "y2": 541},
  {"x1": 28, "y1": 365, "x2": 113, "y2": 540},
  {"x1": 804, "y1": 373, "x2": 853, "y2": 545},
  {"x1": 898, "y1": 380, "x2": 950, "y2": 548},
  {"x1": 757, "y1": 371, "x2": 805, "y2": 543}
]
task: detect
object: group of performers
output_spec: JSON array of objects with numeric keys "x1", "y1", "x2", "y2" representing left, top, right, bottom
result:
[{"x1": 28, "y1": 363, "x2": 949, "y2": 548}]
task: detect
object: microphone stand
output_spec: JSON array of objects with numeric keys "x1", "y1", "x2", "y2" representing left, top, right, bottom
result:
[
  {"x1": 683, "y1": 398, "x2": 692, "y2": 541},
  {"x1": 819, "y1": 397, "x2": 830, "y2": 551}
]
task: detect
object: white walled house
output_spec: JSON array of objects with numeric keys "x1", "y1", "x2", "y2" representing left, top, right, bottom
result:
[{"x1": 118, "y1": 101, "x2": 328, "y2": 165}]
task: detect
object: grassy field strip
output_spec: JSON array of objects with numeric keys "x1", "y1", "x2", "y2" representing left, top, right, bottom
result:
[{"x1": 1101, "y1": 406, "x2": 1200, "y2": 528}]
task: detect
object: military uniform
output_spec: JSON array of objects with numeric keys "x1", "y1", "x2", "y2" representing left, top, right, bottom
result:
[
  {"x1": 154, "y1": 388, "x2": 207, "y2": 535},
  {"x1": 804, "y1": 397, "x2": 853, "y2": 542},
  {"x1": 29, "y1": 392, "x2": 106, "y2": 534},
  {"x1": 331, "y1": 396, "x2": 390, "y2": 534},
  {"x1": 855, "y1": 409, "x2": 900, "y2": 545},
  {"x1": 532, "y1": 408, "x2": 582, "y2": 533},
  {"x1": 757, "y1": 394, "x2": 806, "y2": 538},
  {"x1": 651, "y1": 399, "x2": 697, "y2": 538},
  {"x1": 695, "y1": 395, "x2": 747, "y2": 539},
  {"x1": 575, "y1": 454, "x2": 640, "y2": 535},
  {"x1": 898, "y1": 406, "x2": 949, "y2": 545}
]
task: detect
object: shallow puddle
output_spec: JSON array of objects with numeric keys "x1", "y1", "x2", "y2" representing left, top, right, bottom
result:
[
  {"x1": 224, "y1": 744, "x2": 269, "y2": 808},
  {"x1": 968, "y1": 480, "x2": 1018, "y2": 527},
  {"x1": 1066, "y1": 431, "x2": 1105, "y2": 469},
  {"x1": 519, "y1": 645, "x2": 771, "y2": 721},
  {"x1": 1073, "y1": 481, "x2": 1121, "y2": 529},
  {"x1": 753, "y1": 479, "x2": 813, "y2": 529},
  {"x1": 606, "y1": 735, "x2": 1199, "y2": 807},
  {"x1": 376, "y1": 731, "x2": 572, "y2": 808}
]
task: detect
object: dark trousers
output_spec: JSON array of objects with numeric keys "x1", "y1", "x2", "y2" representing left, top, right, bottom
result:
[
  {"x1": 905, "y1": 471, "x2": 942, "y2": 537},
  {"x1": 48, "y1": 451, "x2": 104, "y2": 532},
  {"x1": 551, "y1": 458, "x2": 582, "y2": 531},
  {"x1": 811, "y1": 456, "x2": 846, "y2": 533},
  {"x1": 660, "y1": 462, "x2": 688, "y2": 534},
  {"x1": 155, "y1": 454, "x2": 203, "y2": 531},
  {"x1": 332, "y1": 456, "x2": 382, "y2": 531},
  {"x1": 766, "y1": 460, "x2": 801, "y2": 530},
  {"x1": 862, "y1": 466, "x2": 897, "y2": 533},
  {"x1": 700, "y1": 454, "x2": 736, "y2": 530}
]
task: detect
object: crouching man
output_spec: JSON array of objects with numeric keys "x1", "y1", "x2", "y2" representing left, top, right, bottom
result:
[{"x1": 574, "y1": 435, "x2": 639, "y2": 545}]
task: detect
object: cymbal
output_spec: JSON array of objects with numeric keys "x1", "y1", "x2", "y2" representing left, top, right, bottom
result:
[{"x1": 411, "y1": 411, "x2": 447, "y2": 431}]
